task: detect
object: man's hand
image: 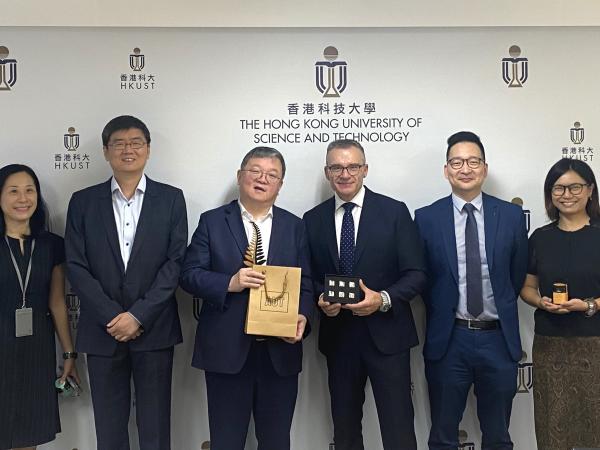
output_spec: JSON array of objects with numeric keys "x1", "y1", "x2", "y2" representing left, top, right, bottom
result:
[
  {"x1": 107, "y1": 313, "x2": 142, "y2": 342},
  {"x1": 342, "y1": 279, "x2": 383, "y2": 316},
  {"x1": 281, "y1": 314, "x2": 307, "y2": 344},
  {"x1": 318, "y1": 293, "x2": 342, "y2": 317},
  {"x1": 228, "y1": 267, "x2": 266, "y2": 292}
]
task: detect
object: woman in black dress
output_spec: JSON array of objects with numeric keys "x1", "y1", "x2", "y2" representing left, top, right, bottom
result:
[
  {"x1": 520, "y1": 159, "x2": 600, "y2": 450},
  {"x1": 0, "y1": 164, "x2": 79, "y2": 450}
]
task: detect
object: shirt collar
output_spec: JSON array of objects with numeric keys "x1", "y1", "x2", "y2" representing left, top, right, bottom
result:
[
  {"x1": 335, "y1": 186, "x2": 366, "y2": 212},
  {"x1": 238, "y1": 199, "x2": 273, "y2": 223},
  {"x1": 111, "y1": 174, "x2": 147, "y2": 197},
  {"x1": 452, "y1": 191, "x2": 483, "y2": 213}
]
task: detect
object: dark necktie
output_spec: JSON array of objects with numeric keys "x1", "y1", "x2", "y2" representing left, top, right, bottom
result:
[
  {"x1": 464, "y1": 203, "x2": 483, "y2": 318},
  {"x1": 339, "y1": 202, "x2": 356, "y2": 276}
]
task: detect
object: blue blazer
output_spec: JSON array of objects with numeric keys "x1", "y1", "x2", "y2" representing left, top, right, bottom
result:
[
  {"x1": 414, "y1": 193, "x2": 528, "y2": 362},
  {"x1": 180, "y1": 200, "x2": 314, "y2": 377},
  {"x1": 65, "y1": 178, "x2": 187, "y2": 356},
  {"x1": 303, "y1": 187, "x2": 426, "y2": 356}
]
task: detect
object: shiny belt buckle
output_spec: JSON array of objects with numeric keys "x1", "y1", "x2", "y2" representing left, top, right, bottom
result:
[
  {"x1": 467, "y1": 319, "x2": 480, "y2": 330},
  {"x1": 255, "y1": 337, "x2": 267, "y2": 342}
]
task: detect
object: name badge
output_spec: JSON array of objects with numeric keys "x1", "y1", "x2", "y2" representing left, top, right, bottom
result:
[{"x1": 15, "y1": 307, "x2": 33, "y2": 337}]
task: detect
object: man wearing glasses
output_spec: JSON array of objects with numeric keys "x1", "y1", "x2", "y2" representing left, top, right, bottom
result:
[
  {"x1": 65, "y1": 115, "x2": 187, "y2": 450},
  {"x1": 414, "y1": 131, "x2": 528, "y2": 450},
  {"x1": 303, "y1": 139, "x2": 426, "y2": 450},
  {"x1": 180, "y1": 147, "x2": 313, "y2": 450}
]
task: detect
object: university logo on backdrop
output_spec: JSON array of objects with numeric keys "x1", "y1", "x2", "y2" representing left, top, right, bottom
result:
[
  {"x1": 315, "y1": 46, "x2": 348, "y2": 98},
  {"x1": 517, "y1": 351, "x2": 533, "y2": 394},
  {"x1": 0, "y1": 46, "x2": 17, "y2": 91},
  {"x1": 120, "y1": 47, "x2": 156, "y2": 90},
  {"x1": 239, "y1": 45, "x2": 423, "y2": 146},
  {"x1": 562, "y1": 121, "x2": 594, "y2": 161},
  {"x1": 458, "y1": 430, "x2": 475, "y2": 450},
  {"x1": 502, "y1": 45, "x2": 528, "y2": 88},
  {"x1": 54, "y1": 126, "x2": 92, "y2": 171},
  {"x1": 66, "y1": 289, "x2": 80, "y2": 332}
]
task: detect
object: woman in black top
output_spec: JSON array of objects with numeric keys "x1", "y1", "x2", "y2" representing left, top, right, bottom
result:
[
  {"x1": 521, "y1": 159, "x2": 600, "y2": 450},
  {"x1": 0, "y1": 164, "x2": 79, "y2": 450}
]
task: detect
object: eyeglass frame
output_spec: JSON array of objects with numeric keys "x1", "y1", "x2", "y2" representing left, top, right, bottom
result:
[
  {"x1": 446, "y1": 157, "x2": 485, "y2": 170},
  {"x1": 106, "y1": 140, "x2": 148, "y2": 152},
  {"x1": 239, "y1": 168, "x2": 282, "y2": 184},
  {"x1": 325, "y1": 164, "x2": 366, "y2": 177},
  {"x1": 551, "y1": 183, "x2": 590, "y2": 196}
]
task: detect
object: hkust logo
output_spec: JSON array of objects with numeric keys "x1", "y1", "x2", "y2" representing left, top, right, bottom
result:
[
  {"x1": 64, "y1": 127, "x2": 80, "y2": 151},
  {"x1": 458, "y1": 430, "x2": 475, "y2": 450},
  {"x1": 517, "y1": 351, "x2": 533, "y2": 394},
  {"x1": 0, "y1": 45, "x2": 17, "y2": 91},
  {"x1": 502, "y1": 45, "x2": 528, "y2": 88},
  {"x1": 562, "y1": 121, "x2": 594, "y2": 161},
  {"x1": 315, "y1": 46, "x2": 348, "y2": 98},
  {"x1": 120, "y1": 47, "x2": 156, "y2": 91},
  {"x1": 54, "y1": 127, "x2": 91, "y2": 170}
]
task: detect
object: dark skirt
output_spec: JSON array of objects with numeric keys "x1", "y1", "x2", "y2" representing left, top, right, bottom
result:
[{"x1": 532, "y1": 334, "x2": 600, "y2": 450}]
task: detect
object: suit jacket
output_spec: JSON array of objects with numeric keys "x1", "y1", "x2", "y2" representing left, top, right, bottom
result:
[
  {"x1": 414, "y1": 193, "x2": 528, "y2": 362},
  {"x1": 180, "y1": 200, "x2": 314, "y2": 377},
  {"x1": 303, "y1": 187, "x2": 426, "y2": 356},
  {"x1": 65, "y1": 178, "x2": 187, "y2": 356}
]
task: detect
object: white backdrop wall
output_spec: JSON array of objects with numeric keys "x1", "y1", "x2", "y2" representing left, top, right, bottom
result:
[
  {"x1": 1, "y1": 26, "x2": 599, "y2": 450},
  {"x1": 2, "y1": 1, "x2": 600, "y2": 27}
]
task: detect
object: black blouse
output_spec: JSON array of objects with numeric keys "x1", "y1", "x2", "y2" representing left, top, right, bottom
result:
[{"x1": 528, "y1": 221, "x2": 600, "y2": 336}]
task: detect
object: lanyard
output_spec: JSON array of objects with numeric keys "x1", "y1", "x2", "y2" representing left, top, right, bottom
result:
[{"x1": 5, "y1": 236, "x2": 36, "y2": 309}]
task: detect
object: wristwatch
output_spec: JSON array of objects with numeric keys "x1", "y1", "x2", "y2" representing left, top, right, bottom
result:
[
  {"x1": 63, "y1": 351, "x2": 78, "y2": 360},
  {"x1": 584, "y1": 297, "x2": 598, "y2": 318},
  {"x1": 379, "y1": 291, "x2": 391, "y2": 312}
]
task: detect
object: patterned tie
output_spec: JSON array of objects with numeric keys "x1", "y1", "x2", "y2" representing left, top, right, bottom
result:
[
  {"x1": 464, "y1": 203, "x2": 483, "y2": 318},
  {"x1": 339, "y1": 202, "x2": 356, "y2": 276}
]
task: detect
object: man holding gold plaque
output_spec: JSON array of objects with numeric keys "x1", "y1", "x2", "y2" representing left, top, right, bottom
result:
[
  {"x1": 303, "y1": 139, "x2": 426, "y2": 450},
  {"x1": 180, "y1": 147, "x2": 313, "y2": 450}
]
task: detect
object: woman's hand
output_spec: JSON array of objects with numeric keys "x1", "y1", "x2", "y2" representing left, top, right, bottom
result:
[
  {"x1": 558, "y1": 298, "x2": 589, "y2": 313},
  {"x1": 59, "y1": 358, "x2": 81, "y2": 385},
  {"x1": 538, "y1": 296, "x2": 570, "y2": 314}
]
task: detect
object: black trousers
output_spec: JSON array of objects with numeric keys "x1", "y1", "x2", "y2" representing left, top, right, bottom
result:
[
  {"x1": 205, "y1": 340, "x2": 299, "y2": 450},
  {"x1": 87, "y1": 344, "x2": 174, "y2": 450},
  {"x1": 326, "y1": 319, "x2": 416, "y2": 450}
]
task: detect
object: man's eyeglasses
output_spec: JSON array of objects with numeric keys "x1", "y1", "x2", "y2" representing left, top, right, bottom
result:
[
  {"x1": 241, "y1": 169, "x2": 281, "y2": 184},
  {"x1": 446, "y1": 157, "x2": 485, "y2": 170},
  {"x1": 107, "y1": 140, "x2": 147, "y2": 151},
  {"x1": 326, "y1": 164, "x2": 365, "y2": 176},
  {"x1": 551, "y1": 183, "x2": 589, "y2": 196}
]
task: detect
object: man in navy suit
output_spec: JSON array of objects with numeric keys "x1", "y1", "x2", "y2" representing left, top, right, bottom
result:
[
  {"x1": 180, "y1": 147, "x2": 313, "y2": 450},
  {"x1": 303, "y1": 139, "x2": 426, "y2": 450},
  {"x1": 65, "y1": 116, "x2": 187, "y2": 450},
  {"x1": 414, "y1": 131, "x2": 528, "y2": 450}
]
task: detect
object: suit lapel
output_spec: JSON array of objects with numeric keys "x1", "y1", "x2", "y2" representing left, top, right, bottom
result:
[
  {"x1": 441, "y1": 196, "x2": 459, "y2": 285},
  {"x1": 483, "y1": 193, "x2": 498, "y2": 271},
  {"x1": 99, "y1": 179, "x2": 125, "y2": 274},
  {"x1": 224, "y1": 200, "x2": 248, "y2": 258},
  {"x1": 127, "y1": 178, "x2": 155, "y2": 269}
]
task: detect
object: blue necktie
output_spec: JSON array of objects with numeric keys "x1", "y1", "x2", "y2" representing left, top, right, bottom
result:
[
  {"x1": 339, "y1": 202, "x2": 356, "y2": 276},
  {"x1": 464, "y1": 203, "x2": 483, "y2": 318}
]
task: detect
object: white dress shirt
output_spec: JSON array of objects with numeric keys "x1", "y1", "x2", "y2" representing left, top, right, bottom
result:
[{"x1": 111, "y1": 174, "x2": 146, "y2": 270}]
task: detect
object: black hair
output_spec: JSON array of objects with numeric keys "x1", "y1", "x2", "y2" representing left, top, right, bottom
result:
[
  {"x1": 446, "y1": 131, "x2": 486, "y2": 161},
  {"x1": 101, "y1": 115, "x2": 151, "y2": 147},
  {"x1": 0, "y1": 164, "x2": 48, "y2": 237},
  {"x1": 543, "y1": 158, "x2": 600, "y2": 221}
]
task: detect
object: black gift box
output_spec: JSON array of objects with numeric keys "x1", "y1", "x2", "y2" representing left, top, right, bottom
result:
[{"x1": 323, "y1": 275, "x2": 364, "y2": 304}]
